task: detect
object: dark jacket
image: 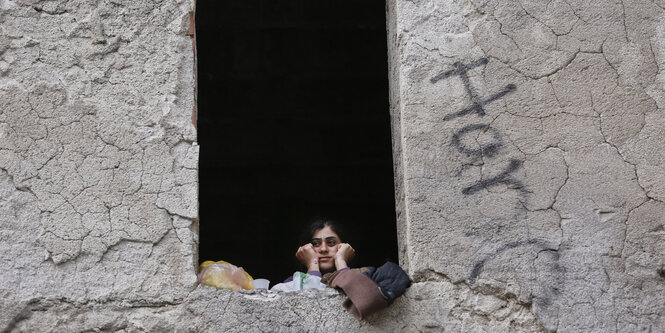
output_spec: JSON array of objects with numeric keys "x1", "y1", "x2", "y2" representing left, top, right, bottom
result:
[{"x1": 361, "y1": 261, "x2": 411, "y2": 305}]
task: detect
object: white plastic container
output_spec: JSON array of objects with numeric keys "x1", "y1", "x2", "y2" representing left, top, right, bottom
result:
[{"x1": 252, "y1": 279, "x2": 270, "y2": 290}]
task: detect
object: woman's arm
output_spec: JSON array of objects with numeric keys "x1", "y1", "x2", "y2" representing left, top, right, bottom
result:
[
  {"x1": 334, "y1": 243, "x2": 356, "y2": 270},
  {"x1": 296, "y1": 243, "x2": 320, "y2": 272},
  {"x1": 326, "y1": 269, "x2": 388, "y2": 320}
]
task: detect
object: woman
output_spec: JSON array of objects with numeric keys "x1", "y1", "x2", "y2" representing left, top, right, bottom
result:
[
  {"x1": 281, "y1": 219, "x2": 410, "y2": 320},
  {"x1": 293, "y1": 219, "x2": 356, "y2": 278}
]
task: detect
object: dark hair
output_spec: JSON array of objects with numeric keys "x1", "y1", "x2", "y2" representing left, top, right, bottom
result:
[{"x1": 299, "y1": 218, "x2": 345, "y2": 246}]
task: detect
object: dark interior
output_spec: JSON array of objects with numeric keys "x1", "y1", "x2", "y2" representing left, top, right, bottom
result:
[{"x1": 195, "y1": 0, "x2": 398, "y2": 284}]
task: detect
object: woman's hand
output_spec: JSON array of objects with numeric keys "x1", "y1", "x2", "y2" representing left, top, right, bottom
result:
[
  {"x1": 334, "y1": 243, "x2": 356, "y2": 270},
  {"x1": 296, "y1": 243, "x2": 320, "y2": 272}
]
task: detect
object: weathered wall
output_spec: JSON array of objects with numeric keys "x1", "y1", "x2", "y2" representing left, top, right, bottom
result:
[
  {"x1": 1, "y1": 0, "x2": 664, "y2": 332},
  {"x1": 0, "y1": 0, "x2": 199, "y2": 324},
  {"x1": 391, "y1": 0, "x2": 665, "y2": 331}
]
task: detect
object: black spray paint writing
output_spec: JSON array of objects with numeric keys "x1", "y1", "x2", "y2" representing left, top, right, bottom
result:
[
  {"x1": 450, "y1": 124, "x2": 503, "y2": 158},
  {"x1": 431, "y1": 58, "x2": 524, "y2": 195},
  {"x1": 467, "y1": 239, "x2": 564, "y2": 308},
  {"x1": 462, "y1": 159, "x2": 523, "y2": 195},
  {"x1": 469, "y1": 239, "x2": 556, "y2": 282},
  {"x1": 434, "y1": 60, "x2": 563, "y2": 309},
  {"x1": 430, "y1": 58, "x2": 517, "y2": 121}
]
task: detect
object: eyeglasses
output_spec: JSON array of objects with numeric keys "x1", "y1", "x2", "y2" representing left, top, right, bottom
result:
[{"x1": 311, "y1": 237, "x2": 339, "y2": 248}]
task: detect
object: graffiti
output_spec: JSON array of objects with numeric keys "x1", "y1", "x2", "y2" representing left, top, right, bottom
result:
[
  {"x1": 469, "y1": 239, "x2": 555, "y2": 282},
  {"x1": 462, "y1": 159, "x2": 524, "y2": 195},
  {"x1": 467, "y1": 239, "x2": 564, "y2": 311},
  {"x1": 443, "y1": 84, "x2": 517, "y2": 121},
  {"x1": 433, "y1": 59, "x2": 563, "y2": 314},
  {"x1": 430, "y1": 58, "x2": 517, "y2": 121},
  {"x1": 451, "y1": 124, "x2": 503, "y2": 158},
  {"x1": 431, "y1": 58, "x2": 524, "y2": 196}
]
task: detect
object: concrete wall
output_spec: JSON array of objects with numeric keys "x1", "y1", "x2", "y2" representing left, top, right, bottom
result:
[
  {"x1": 0, "y1": 0, "x2": 200, "y2": 327},
  {"x1": 389, "y1": 0, "x2": 665, "y2": 331},
  {"x1": 1, "y1": 0, "x2": 663, "y2": 332}
]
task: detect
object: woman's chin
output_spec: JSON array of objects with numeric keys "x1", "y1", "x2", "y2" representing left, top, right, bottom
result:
[{"x1": 319, "y1": 264, "x2": 335, "y2": 273}]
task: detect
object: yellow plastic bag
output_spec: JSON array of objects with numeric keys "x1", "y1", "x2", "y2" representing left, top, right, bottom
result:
[{"x1": 198, "y1": 260, "x2": 254, "y2": 291}]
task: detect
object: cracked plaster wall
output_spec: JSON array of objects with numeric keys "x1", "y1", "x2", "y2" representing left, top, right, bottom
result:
[
  {"x1": 1, "y1": 0, "x2": 664, "y2": 332},
  {"x1": 0, "y1": 0, "x2": 200, "y2": 327},
  {"x1": 391, "y1": 0, "x2": 665, "y2": 331}
]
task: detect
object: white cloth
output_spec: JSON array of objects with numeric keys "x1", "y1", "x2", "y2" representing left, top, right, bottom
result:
[{"x1": 270, "y1": 272, "x2": 327, "y2": 292}]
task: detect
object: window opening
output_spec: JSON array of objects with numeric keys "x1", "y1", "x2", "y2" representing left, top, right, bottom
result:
[{"x1": 196, "y1": 0, "x2": 398, "y2": 284}]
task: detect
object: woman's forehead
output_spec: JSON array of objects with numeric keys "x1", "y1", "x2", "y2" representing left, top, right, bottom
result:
[{"x1": 312, "y1": 226, "x2": 339, "y2": 239}]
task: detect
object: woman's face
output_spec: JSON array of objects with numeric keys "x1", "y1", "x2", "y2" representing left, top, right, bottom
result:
[{"x1": 311, "y1": 226, "x2": 341, "y2": 273}]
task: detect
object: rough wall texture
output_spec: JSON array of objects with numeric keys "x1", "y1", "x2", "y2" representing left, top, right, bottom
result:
[
  {"x1": 1, "y1": 0, "x2": 663, "y2": 332},
  {"x1": 0, "y1": 0, "x2": 199, "y2": 323},
  {"x1": 391, "y1": 0, "x2": 665, "y2": 331}
]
